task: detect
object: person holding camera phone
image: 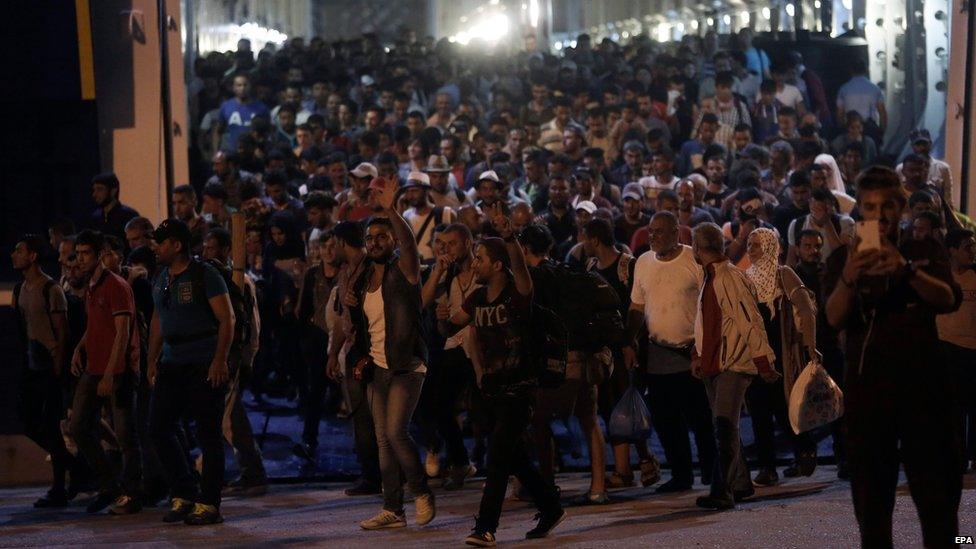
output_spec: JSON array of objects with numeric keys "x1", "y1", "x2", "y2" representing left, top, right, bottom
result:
[{"x1": 825, "y1": 166, "x2": 963, "y2": 548}]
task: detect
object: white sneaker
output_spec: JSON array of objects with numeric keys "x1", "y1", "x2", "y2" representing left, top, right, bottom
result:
[
  {"x1": 415, "y1": 492, "x2": 436, "y2": 525},
  {"x1": 425, "y1": 452, "x2": 441, "y2": 478},
  {"x1": 359, "y1": 510, "x2": 407, "y2": 530}
]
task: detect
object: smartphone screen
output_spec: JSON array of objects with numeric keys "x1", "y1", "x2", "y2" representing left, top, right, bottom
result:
[{"x1": 856, "y1": 220, "x2": 881, "y2": 251}]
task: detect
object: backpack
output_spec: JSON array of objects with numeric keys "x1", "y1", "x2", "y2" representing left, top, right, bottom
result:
[
  {"x1": 585, "y1": 253, "x2": 634, "y2": 290},
  {"x1": 12, "y1": 279, "x2": 58, "y2": 369},
  {"x1": 531, "y1": 261, "x2": 625, "y2": 353},
  {"x1": 529, "y1": 302, "x2": 568, "y2": 389},
  {"x1": 187, "y1": 258, "x2": 253, "y2": 352}
]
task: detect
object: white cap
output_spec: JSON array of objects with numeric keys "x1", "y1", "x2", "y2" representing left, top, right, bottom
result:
[
  {"x1": 575, "y1": 200, "x2": 597, "y2": 214},
  {"x1": 360, "y1": 74, "x2": 376, "y2": 87},
  {"x1": 350, "y1": 162, "x2": 378, "y2": 179},
  {"x1": 405, "y1": 171, "x2": 431, "y2": 187},
  {"x1": 478, "y1": 170, "x2": 500, "y2": 184}
]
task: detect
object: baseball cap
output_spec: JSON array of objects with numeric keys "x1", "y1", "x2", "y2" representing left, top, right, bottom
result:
[
  {"x1": 152, "y1": 218, "x2": 191, "y2": 247},
  {"x1": 350, "y1": 162, "x2": 378, "y2": 179},
  {"x1": 423, "y1": 155, "x2": 451, "y2": 173},
  {"x1": 478, "y1": 170, "x2": 500, "y2": 184},
  {"x1": 575, "y1": 200, "x2": 597, "y2": 214},
  {"x1": 622, "y1": 182, "x2": 643, "y2": 202},
  {"x1": 403, "y1": 171, "x2": 431, "y2": 188},
  {"x1": 360, "y1": 74, "x2": 376, "y2": 87},
  {"x1": 910, "y1": 128, "x2": 932, "y2": 144}
]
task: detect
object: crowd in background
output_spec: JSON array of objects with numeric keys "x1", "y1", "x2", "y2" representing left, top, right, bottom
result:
[{"x1": 10, "y1": 26, "x2": 976, "y2": 546}]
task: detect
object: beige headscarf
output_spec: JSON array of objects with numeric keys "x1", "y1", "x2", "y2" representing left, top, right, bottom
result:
[{"x1": 745, "y1": 228, "x2": 782, "y2": 311}]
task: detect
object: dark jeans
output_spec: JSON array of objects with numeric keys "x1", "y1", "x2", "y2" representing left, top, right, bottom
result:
[
  {"x1": 476, "y1": 394, "x2": 561, "y2": 534},
  {"x1": 20, "y1": 368, "x2": 75, "y2": 490},
  {"x1": 846, "y1": 355, "x2": 962, "y2": 548},
  {"x1": 149, "y1": 362, "x2": 226, "y2": 507},
  {"x1": 419, "y1": 347, "x2": 474, "y2": 467},
  {"x1": 821, "y1": 348, "x2": 847, "y2": 464},
  {"x1": 344, "y1": 349, "x2": 381, "y2": 485},
  {"x1": 943, "y1": 341, "x2": 976, "y2": 462},
  {"x1": 367, "y1": 367, "x2": 429, "y2": 512},
  {"x1": 223, "y1": 357, "x2": 266, "y2": 483},
  {"x1": 69, "y1": 371, "x2": 141, "y2": 496},
  {"x1": 746, "y1": 374, "x2": 816, "y2": 468},
  {"x1": 703, "y1": 371, "x2": 753, "y2": 501},
  {"x1": 300, "y1": 326, "x2": 335, "y2": 447},
  {"x1": 646, "y1": 369, "x2": 716, "y2": 484},
  {"x1": 136, "y1": 371, "x2": 166, "y2": 491}
]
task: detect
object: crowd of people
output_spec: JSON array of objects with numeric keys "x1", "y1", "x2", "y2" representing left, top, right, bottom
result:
[{"x1": 10, "y1": 26, "x2": 976, "y2": 547}]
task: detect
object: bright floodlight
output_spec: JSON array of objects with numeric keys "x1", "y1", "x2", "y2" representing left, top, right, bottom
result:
[
  {"x1": 762, "y1": 7, "x2": 771, "y2": 19},
  {"x1": 741, "y1": 10, "x2": 750, "y2": 23},
  {"x1": 453, "y1": 13, "x2": 510, "y2": 45},
  {"x1": 529, "y1": 0, "x2": 540, "y2": 27},
  {"x1": 786, "y1": 3, "x2": 795, "y2": 16}
]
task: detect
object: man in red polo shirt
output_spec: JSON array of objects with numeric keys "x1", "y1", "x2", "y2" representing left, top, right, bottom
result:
[{"x1": 68, "y1": 230, "x2": 142, "y2": 515}]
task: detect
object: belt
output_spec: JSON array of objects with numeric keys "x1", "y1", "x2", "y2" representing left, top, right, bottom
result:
[{"x1": 164, "y1": 329, "x2": 217, "y2": 346}]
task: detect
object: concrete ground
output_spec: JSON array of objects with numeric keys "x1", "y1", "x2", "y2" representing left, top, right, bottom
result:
[{"x1": 1, "y1": 468, "x2": 974, "y2": 548}]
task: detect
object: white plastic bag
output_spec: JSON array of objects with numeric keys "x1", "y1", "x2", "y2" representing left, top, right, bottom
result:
[{"x1": 788, "y1": 360, "x2": 844, "y2": 434}]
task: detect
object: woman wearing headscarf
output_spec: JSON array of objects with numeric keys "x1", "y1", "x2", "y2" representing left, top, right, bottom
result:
[
  {"x1": 743, "y1": 228, "x2": 819, "y2": 486},
  {"x1": 814, "y1": 154, "x2": 857, "y2": 214},
  {"x1": 263, "y1": 212, "x2": 307, "y2": 400}
]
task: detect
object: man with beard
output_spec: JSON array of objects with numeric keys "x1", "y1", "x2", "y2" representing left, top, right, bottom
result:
[
  {"x1": 421, "y1": 223, "x2": 481, "y2": 490},
  {"x1": 402, "y1": 171, "x2": 457, "y2": 263},
  {"x1": 327, "y1": 222, "x2": 382, "y2": 497},
  {"x1": 447, "y1": 205, "x2": 565, "y2": 546},
  {"x1": 338, "y1": 163, "x2": 378, "y2": 222},
  {"x1": 792, "y1": 229, "x2": 848, "y2": 479},
  {"x1": 148, "y1": 219, "x2": 234, "y2": 525},
  {"x1": 536, "y1": 174, "x2": 576, "y2": 250},
  {"x1": 350, "y1": 178, "x2": 435, "y2": 531},
  {"x1": 424, "y1": 155, "x2": 470, "y2": 210},
  {"x1": 825, "y1": 167, "x2": 962, "y2": 547},
  {"x1": 89, "y1": 173, "x2": 140, "y2": 244},
  {"x1": 206, "y1": 151, "x2": 255, "y2": 209},
  {"x1": 270, "y1": 84, "x2": 311, "y2": 126},
  {"x1": 676, "y1": 179, "x2": 716, "y2": 228},
  {"x1": 171, "y1": 185, "x2": 208, "y2": 256}
]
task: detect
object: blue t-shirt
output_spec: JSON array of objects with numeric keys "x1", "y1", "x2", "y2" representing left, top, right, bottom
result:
[
  {"x1": 745, "y1": 47, "x2": 770, "y2": 77},
  {"x1": 219, "y1": 98, "x2": 270, "y2": 150},
  {"x1": 836, "y1": 76, "x2": 884, "y2": 124},
  {"x1": 152, "y1": 261, "x2": 228, "y2": 365}
]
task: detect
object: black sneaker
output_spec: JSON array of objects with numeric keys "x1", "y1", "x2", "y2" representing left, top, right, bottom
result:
[
  {"x1": 344, "y1": 480, "x2": 381, "y2": 496},
  {"x1": 162, "y1": 497, "x2": 195, "y2": 523},
  {"x1": 109, "y1": 494, "x2": 143, "y2": 515},
  {"x1": 525, "y1": 508, "x2": 566, "y2": 539},
  {"x1": 86, "y1": 491, "x2": 119, "y2": 514},
  {"x1": 464, "y1": 529, "x2": 496, "y2": 547},
  {"x1": 753, "y1": 467, "x2": 780, "y2": 486},
  {"x1": 184, "y1": 503, "x2": 224, "y2": 525},
  {"x1": 783, "y1": 463, "x2": 802, "y2": 478},
  {"x1": 655, "y1": 478, "x2": 693, "y2": 494},
  {"x1": 695, "y1": 495, "x2": 735, "y2": 510},
  {"x1": 733, "y1": 486, "x2": 755, "y2": 502},
  {"x1": 34, "y1": 488, "x2": 68, "y2": 508}
]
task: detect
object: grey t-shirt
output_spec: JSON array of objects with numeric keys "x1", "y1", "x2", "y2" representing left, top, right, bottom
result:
[{"x1": 17, "y1": 277, "x2": 67, "y2": 370}]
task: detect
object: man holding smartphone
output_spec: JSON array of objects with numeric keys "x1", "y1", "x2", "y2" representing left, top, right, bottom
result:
[{"x1": 825, "y1": 166, "x2": 963, "y2": 548}]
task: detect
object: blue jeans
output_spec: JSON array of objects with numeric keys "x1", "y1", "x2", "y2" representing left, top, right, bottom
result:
[{"x1": 367, "y1": 367, "x2": 429, "y2": 512}]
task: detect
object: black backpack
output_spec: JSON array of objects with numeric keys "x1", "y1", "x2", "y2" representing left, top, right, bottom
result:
[
  {"x1": 187, "y1": 258, "x2": 253, "y2": 352},
  {"x1": 531, "y1": 261, "x2": 625, "y2": 353},
  {"x1": 528, "y1": 302, "x2": 568, "y2": 389}
]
